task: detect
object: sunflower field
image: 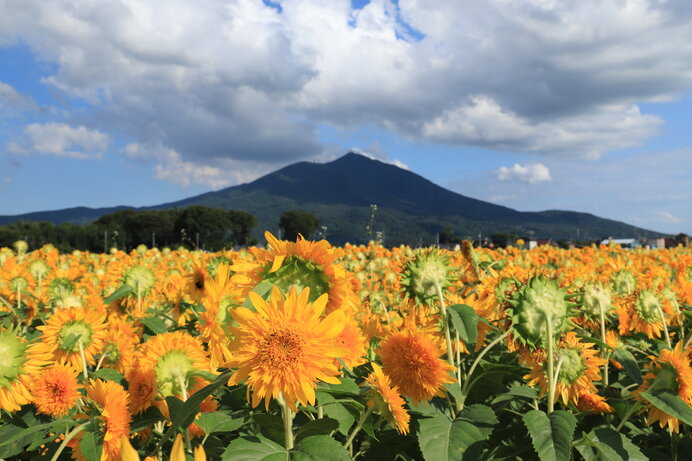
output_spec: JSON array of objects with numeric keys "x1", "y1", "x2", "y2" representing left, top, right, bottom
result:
[{"x1": 0, "y1": 233, "x2": 690, "y2": 461}]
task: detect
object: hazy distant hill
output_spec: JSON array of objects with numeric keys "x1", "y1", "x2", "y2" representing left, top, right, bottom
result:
[{"x1": 0, "y1": 153, "x2": 664, "y2": 244}]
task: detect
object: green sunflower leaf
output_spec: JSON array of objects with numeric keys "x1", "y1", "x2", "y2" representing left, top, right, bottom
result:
[
  {"x1": 447, "y1": 304, "x2": 478, "y2": 346},
  {"x1": 522, "y1": 410, "x2": 576, "y2": 461},
  {"x1": 640, "y1": 390, "x2": 692, "y2": 426}
]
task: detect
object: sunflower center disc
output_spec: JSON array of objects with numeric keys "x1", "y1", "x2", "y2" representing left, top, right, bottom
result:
[{"x1": 258, "y1": 329, "x2": 305, "y2": 370}]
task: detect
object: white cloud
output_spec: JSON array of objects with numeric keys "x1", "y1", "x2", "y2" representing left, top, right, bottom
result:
[
  {"x1": 0, "y1": 0, "x2": 692, "y2": 175},
  {"x1": 8, "y1": 123, "x2": 109, "y2": 159},
  {"x1": 497, "y1": 163, "x2": 552, "y2": 184},
  {"x1": 350, "y1": 146, "x2": 410, "y2": 170},
  {"x1": 658, "y1": 211, "x2": 682, "y2": 224},
  {"x1": 121, "y1": 142, "x2": 271, "y2": 188}
]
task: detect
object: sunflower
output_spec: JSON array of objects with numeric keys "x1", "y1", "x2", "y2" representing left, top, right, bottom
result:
[
  {"x1": 377, "y1": 326, "x2": 455, "y2": 404},
  {"x1": 618, "y1": 290, "x2": 667, "y2": 339},
  {"x1": 231, "y1": 231, "x2": 358, "y2": 314},
  {"x1": 199, "y1": 263, "x2": 240, "y2": 368},
  {"x1": 524, "y1": 332, "x2": 606, "y2": 407},
  {"x1": 225, "y1": 286, "x2": 347, "y2": 411},
  {"x1": 335, "y1": 320, "x2": 368, "y2": 369},
  {"x1": 400, "y1": 249, "x2": 454, "y2": 304},
  {"x1": 363, "y1": 363, "x2": 410, "y2": 434},
  {"x1": 577, "y1": 393, "x2": 614, "y2": 413},
  {"x1": 634, "y1": 342, "x2": 692, "y2": 433},
  {"x1": 186, "y1": 262, "x2": 209, "y2": 304},
  {"x1": 135, "y1": 331, "x2": 213, "y2": 399},
  {"x1": 127, "y1": 365, "x2": 157, "y2": 415},
  {"x1": 38, "y1": 306, "x2": 108, "y2": 371},
  {"x1": 72, "y1": 379, "x2": 131, "y2": 461},
  {"x1": 33, "y1": 363, "x2": 81, "y2": 417},
  {"x1": 0, "y1": 327, "x2": 54, "y2": 412}
]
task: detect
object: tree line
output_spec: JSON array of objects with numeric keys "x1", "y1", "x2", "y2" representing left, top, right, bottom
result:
[{"x1": 0, "y1": 207, "x2": 324, "y2": 253}]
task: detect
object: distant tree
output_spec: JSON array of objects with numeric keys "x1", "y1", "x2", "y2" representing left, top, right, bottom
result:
[
  {"x1": 174, "y1": 206, "x2": 233, "y2": 250},
  {"x1": 490, "y1": 232, "x2": 518, "y2": 248},
  {"x1": 439, "y1": 227, "x2": 461, "y2": 245},
  {"x1": 228, "y1": 210, "x2": 257, "y2": 246},
  {"x1": 279, "y1": 210, "x2": 319, "y2": 241}
]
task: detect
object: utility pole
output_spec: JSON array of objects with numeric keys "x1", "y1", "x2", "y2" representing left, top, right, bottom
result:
[
  {"x1": 152, "y1": 232, "x2": 156, "y2": 248},
  {"x1": 104, "y1": 231, "x2": 108, "y2": 254},
  {"x1": 196, "y1": 232, "x2": 199, "y2": 250}
]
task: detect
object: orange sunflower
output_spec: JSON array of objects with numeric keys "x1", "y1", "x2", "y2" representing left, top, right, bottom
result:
[
  {"x1": 71, "y1": 379, "x2": 131, "y2": 461},
  {"x1": 135, "y1": 331, "x2": 213, "y2": 399},
  {"x1": 377, "y1": 326, "x2": 455, "y2": 404},
  {"x1": 225, "y1": 286, "x2": 347, "y2": 411},
  {"x1": 231, "y1": 231, "x2": 358, "y2": 314},
  {"x1": 0, "y1": 327, "x2": 54, "y2": 412},
  {"x1": 33, "y1": 363, "x2": 81, "y2": 417},
  {"x1": 524, "y1": 332, "x2": 607, "y2": 407},
  {"x1": 38, "y1": 306, "x2": 108, "y2": 371},
  {"x1": 634, "y1": 342, "x2": 692, "y2": 433},
  {"x1": 363, "y1": 363, "x2": 410, "y2": 434}
]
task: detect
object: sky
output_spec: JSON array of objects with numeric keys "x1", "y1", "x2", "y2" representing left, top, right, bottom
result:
[{"x1": 0, "y1": 0, "x2": 691, "y2": 235}]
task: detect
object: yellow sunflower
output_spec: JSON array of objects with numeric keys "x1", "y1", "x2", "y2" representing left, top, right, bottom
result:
[
  {"x1": 377, "y1": 326, "x2": 455, "y2": 404},
  {"x1": 33, "y1": 362, "x2": 81, "y2": 417},
  {"x1": 38, "y1": 306, "x2": 108, "y2": 371},
  {"x1": 0, "y1": 327, "x2": 54, "y2": 412},
  {"x1": 231, "y1": 231, "x2": 358, "y2": 314},
  {"x1": 524, "y1": 332, "x2": 606, "y2": 407},
  {"x1": 634, "y1": 342, "x2": 692, "y2": 433},
  {"x1": 71, "y1": 379, "x2": 131, "y2": 461},
  {"x1": 135, "y1": 331, "x2": 214, "y2": 399},
  {"x1": 225, "y1": 286, "x2": 347, "y2": 411},
  {"x1": 363, "y1": 363, "x2": 410, "y2": 434}
]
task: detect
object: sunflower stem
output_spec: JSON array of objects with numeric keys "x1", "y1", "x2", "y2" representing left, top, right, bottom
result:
[
  {"x1": 546, "y1": 314, "x2": 555, "y2": 414},
  {"x1": 136, "y1": 282, "x2": 142, "y2": 314},
  {"x1": 671, "y1": 429, "x2": 679, "y2": 461},
  {"x1": 94, "y1": 352, "x2": 108, "y2": 372},
  {"x1": 317, "y1": 405, "x2": 324, "y2": 419},
  {"x1": 615, "y1": 403, "x2": 640, "y2": 431},
  {"x1": 278, "y1": 394, "x2": 294, "y2": 450},
  {"x1": 434, "y1": 281, "x2": 456, "y2": 371},
  {"x1": 176, "y1": 374, "x2": 192, "y2": 453},
  {"x1": 77, "y1": 340, "x2": 89, "y2": 380},
  {"x1": 460, "y1": 330, "x2": 510, "y2": 408},
  {"x1": 655, "y1": 303, "x2": 672, "y2": 349},
  {"x1": 598, "y1": 303, "x2": 609, "y2": 388},
  {"x1": 670, "y1": 297, "x2": 684, "y2": 345},
  {"x1": 51, "y1": 422, "x2": 89, "y2": 461},
  {"x1": 344, "y1": 407, "x2": 373, "y2": 452}
]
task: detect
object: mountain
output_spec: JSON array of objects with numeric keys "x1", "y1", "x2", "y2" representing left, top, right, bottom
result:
[{"x1": 0, "y1": 153, "x2": 665, "y2": 244}]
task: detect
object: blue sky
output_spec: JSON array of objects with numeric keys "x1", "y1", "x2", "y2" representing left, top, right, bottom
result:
[{"x1": 1, "y1": 0, "x2": 691, "y2": 235}]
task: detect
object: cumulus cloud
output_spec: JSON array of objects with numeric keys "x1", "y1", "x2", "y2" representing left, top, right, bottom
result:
[
  {"x1": 1, "y1": 0, "x2": 692, "y2": 176},
  {"x1": 497, "y1": 163, "x2": 552, "y2": 184},
  {"x1": 8, "y1": 123, "x2": 109, "y2": 159},
  {"x1": 350, "y1": 146, "x2": 410, "y2": 170},
  {"x1": 122, "y1": 142, "x2": 272, "y2": 188},
  {"x1": 0, "y1": 81, "x2": 36, "y2": 112},
  {"x1": 658, "y1": 211, "x2": 683, "y2": 224}
]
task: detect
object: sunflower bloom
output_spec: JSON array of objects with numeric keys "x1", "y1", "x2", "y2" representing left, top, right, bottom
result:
[
  {"x1": 377, "y1": 327, "x2": 455, "y2": 404},
  {"x1": 72, "y1": 379, "x2": 131, "y2": 461},
  {"x1": 38, "y1": 306, "x2": 107, "y2": 371},
  {"x1": 231, "y1": 231, "x2": 358, "y2": 314},
  {"x1": 0, "y1": 327, "x2": 54, "y2": 412},
  {"x1": 524, "y1": 332, "x2": 606, "y2": 406},
  {"x1": 634, "y1": 342, "x2": 692, "y2": 433},
  {"x1": 363, "y1": 363, "x2": 410, "y2": 434},
  {"x1": 127, "y1": 366, "x2": 157, "y2": 415},
  {"x1": 33, "y1": 363, "x2": 81, "y2": 417},
  {"x1": 135, "y1": 331, "x2": 213, "y2": 399},
  {"x1": 226, "y1": 286, "x2": 347, "y2": 411}
]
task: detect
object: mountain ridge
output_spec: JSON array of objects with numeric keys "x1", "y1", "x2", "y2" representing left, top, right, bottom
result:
[{"x1": 0, "y1": 152, "x2": 665, "y2": 244}]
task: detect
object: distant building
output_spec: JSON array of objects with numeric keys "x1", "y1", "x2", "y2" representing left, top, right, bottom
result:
[{"x1": 600, "y1": 238, "x2": 641, "y2": 248}]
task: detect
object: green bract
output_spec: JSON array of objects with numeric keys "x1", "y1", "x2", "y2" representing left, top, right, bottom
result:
[
  {"x1": 124, "y1": 265, "x2": 156, "y2": 296},
  {"x1": 635, "y1": 290, "x2": 661, "y2": 323},
  {"x1": 262, "y1": 256, "x2": 330, "y2": 303},
  {"x1": 0, "y1": 328, "x2": 28, "y2": 389},
  {"x1": 508, "y1": 276, "x2": 572, "y2": 349},
  {"x1": 400, "y1": 249, "x2": 453, "y2": 303},
  {"x1": 611, "y1": 269, "x2": 636, "y2": 296},
  {"x1": 580, "y1": 283, "x2": 613, "y2": 319}
]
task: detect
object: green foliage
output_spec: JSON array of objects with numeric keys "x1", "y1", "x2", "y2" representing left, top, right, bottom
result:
[
  {"x1": 417, "y1": 405, "x2": 498, "y2": 461},
  {"x1": 279, "y1": 210, "x2": 320, "y2": 241},
  {"x1": 522, "y1": 410, "x2": 577, "y2": 461}
]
